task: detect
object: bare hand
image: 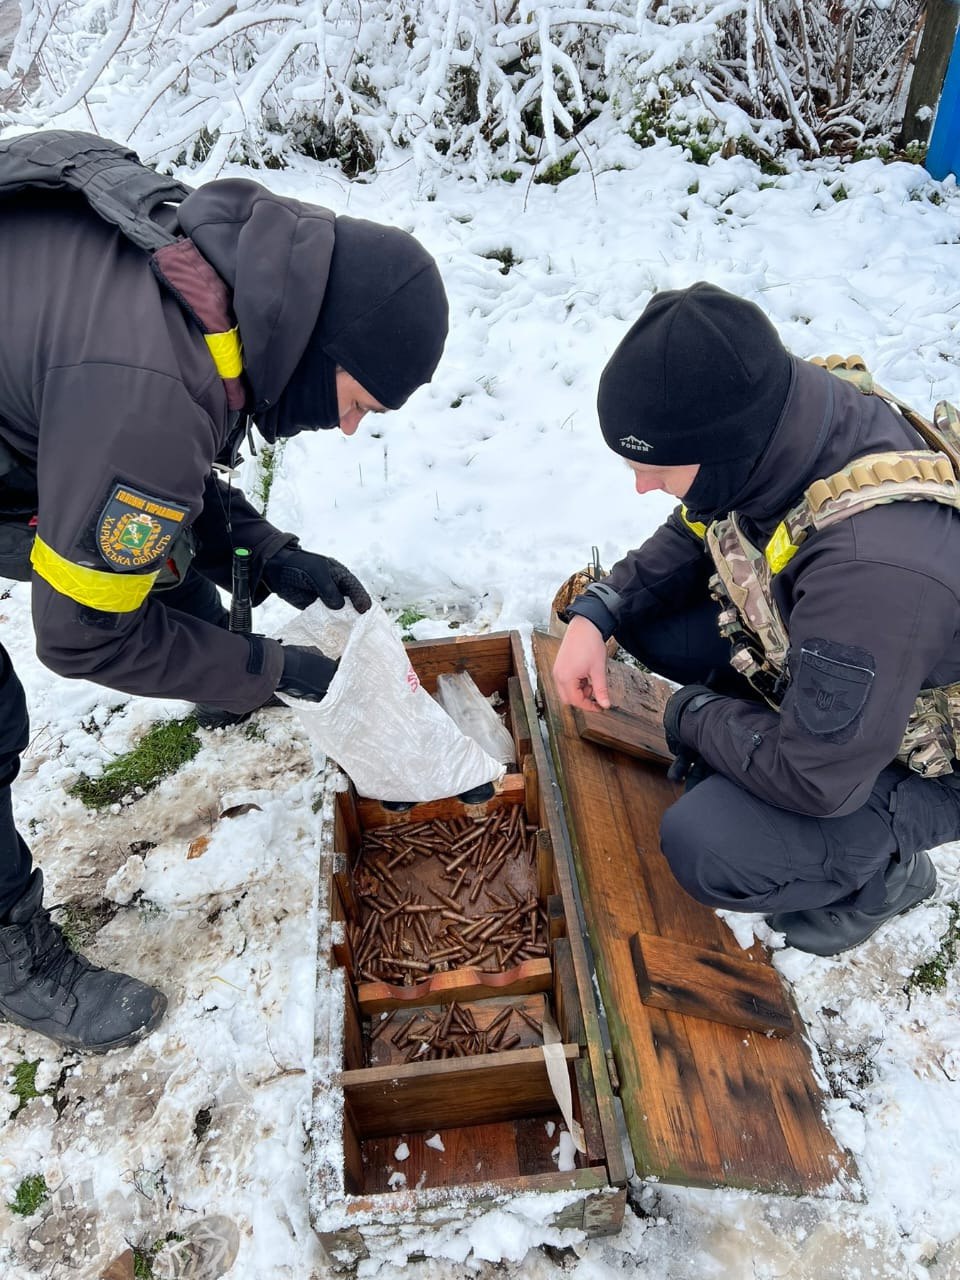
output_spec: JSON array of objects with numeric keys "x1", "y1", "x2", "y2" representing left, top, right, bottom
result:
[{"x1": 553, "y1": 616, "x2": 611, "y2": 710}]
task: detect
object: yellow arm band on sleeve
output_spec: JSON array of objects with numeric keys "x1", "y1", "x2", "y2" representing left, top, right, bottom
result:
[
  {"x1": 30, "y1": 537, "x2": 158, "y2": 612},
  {"x1": 204, "y1": 327, "x2": 244, "y2": 380}
]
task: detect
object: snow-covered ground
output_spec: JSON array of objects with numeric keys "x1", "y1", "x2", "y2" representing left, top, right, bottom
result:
[{"x1": 1, "y1": 124, "x2": 960, "y2": 1279}]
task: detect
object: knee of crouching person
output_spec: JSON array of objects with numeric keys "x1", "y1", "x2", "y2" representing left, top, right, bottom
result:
[{"x1": 659, "y1": 798, "x2": 714, "y2": 904}]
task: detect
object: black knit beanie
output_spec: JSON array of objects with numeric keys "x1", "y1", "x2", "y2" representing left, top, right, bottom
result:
[
  {"x1": 597, "y1": 283, "x2": 792, "y2": 516},
  {"x1": 261, "y1": 216, "x2": 449, "y2": 440}
]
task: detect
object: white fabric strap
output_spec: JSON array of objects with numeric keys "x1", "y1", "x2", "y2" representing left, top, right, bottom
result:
[{"x1": 540, "y1": 1011, "x2": 586, "y2": 1153}]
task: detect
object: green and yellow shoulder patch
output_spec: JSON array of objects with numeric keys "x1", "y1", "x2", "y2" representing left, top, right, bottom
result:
[{"x1": 96, "y1": 483, "x2": 189, "y2": 571}]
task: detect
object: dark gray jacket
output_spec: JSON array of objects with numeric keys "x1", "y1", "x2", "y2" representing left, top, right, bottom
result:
[
  {"x1": 0, "y1": 181, "x2": 335, "y2": 713},
  {"x1": 578, "y1": 358, "x2": 960, "y2": 818}
]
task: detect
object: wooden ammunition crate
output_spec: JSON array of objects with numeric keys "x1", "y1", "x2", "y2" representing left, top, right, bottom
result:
[{"x1": 309, "y1": 632, "x2": 627, "y2": 1266}]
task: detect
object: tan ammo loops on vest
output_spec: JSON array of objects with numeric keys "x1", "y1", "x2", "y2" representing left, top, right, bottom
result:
[{"x1": 704, "y1": 358, "x2": 960, "y2": 777}]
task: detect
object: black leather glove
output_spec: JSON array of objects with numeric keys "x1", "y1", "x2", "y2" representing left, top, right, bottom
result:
[
  {"x1": 264, "y1": 547, "x2": 372, "y2": 613},
  {"x1": 667, "y1": 749, "x2": 714, "y2": 790},
  {"x1": 663, "y1": 684, "x2": 724, "y2": 756},
  {"x1": 277, "y1": 645, "x2": 339, "y2": 701}
]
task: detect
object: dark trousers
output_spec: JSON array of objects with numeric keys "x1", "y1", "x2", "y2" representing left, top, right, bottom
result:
[
  {"x1": 0, "y1": 568, "x2": 228, "y2": 918},
  {"x1": 0, "y1": 642, "x2": 32, "y2": 917},
  {"x1": 618, "y1": 600, "x2": 959, "y2": 914}
]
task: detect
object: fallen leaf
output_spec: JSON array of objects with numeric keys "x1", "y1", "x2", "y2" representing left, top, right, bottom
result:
[
  {"x1": 187, "y1": 835, "x2": 211, "y2": 860},
  {"x1": 219, "y1": 803, "x2": 263, "y2": 820}
]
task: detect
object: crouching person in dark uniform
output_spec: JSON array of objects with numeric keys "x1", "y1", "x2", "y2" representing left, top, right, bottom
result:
[
  {"x1": 553, "y1": 281, "x2": 960, "y2": 956},
  {"x1": 0, "y1": 133, "x2": 448, "y2": 1051}
]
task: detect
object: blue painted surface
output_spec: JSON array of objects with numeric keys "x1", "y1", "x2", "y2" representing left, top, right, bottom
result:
[{"x1": 929, "y1": 24, "x2": 960, "y2": 180}]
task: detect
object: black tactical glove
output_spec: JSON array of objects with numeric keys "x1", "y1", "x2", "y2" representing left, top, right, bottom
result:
[
  {"x1": 666, "y1": 746, "x2": 716, "y2": 790},
  {"x1": 277, "y1": 645, "x2": 339, "y2": 702},
  {"x1": 662, "y1": 684, "x2": 724, "y2": 785},
  {"x1": 264, "y1": 547, "x2": 372, "y2": 613}
]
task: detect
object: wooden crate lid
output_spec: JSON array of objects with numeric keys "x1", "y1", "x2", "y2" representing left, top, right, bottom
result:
[{"x1": 533, "y1": 630, "x2": 858, "y2": 1197}]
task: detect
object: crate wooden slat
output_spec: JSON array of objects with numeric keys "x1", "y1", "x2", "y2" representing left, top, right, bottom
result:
[
  {"x1": 355, "y1": 772, "x2": 526, "y2": 829},
  {"x1": 629, "y1": 932, "x2": 795, "y2": 1036},
  {"x1": 342, "y1": 1044, "x2": 579, "y2": 1137},
  {"x1": 357, "y1": 957, "x2": 553, "y2": 1015},
  {"x1": 533, "y1": 629, "x2": 857, "y2": 1196},
  {"x1": 573, "y1": 658, "x2": 673, "y2": 763}
]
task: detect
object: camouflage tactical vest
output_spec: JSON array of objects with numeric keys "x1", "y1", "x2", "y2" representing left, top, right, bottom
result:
[{"x1": 701, "y1": 357, "x2": 960, "y2": 778}]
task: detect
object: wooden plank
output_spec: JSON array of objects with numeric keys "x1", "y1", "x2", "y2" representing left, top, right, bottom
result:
[
  {"x1": 685, "y1": 1016, "x2": 809, "y2": 1190},
  {"x1": 515, "y1": 1114, "x2": 568, "y2": 1176},
  {"x1": 522, "y1": 753, "x2": 541, "y2": 827},
  {"x1": 342, "y1": 1100, "x2": 365, "y2": 1195},
  {"x1": 342, "y1": 1044, "x2": 579, "y2": 1138},
  {"x1": 574, "y1": 704, "x2": 672, "y2": 764},
  {"x1": 605, "y1": 657, "x2": 673, "y2": 724},
  {"x1": 546, "y1": 894, "x2": 566, "y2": 943},
  {"x1": 523, "y1": 631, "x2": 628, "y2": 1188},
  {"x1": 356, "y1": 772, "x2": 525, "y2": 830},
  {"x1": 332, "y1": 851, "x2": 361, "y2": 924},
  {"x1": 574, "y1": 1057, "x2": 607, "y2": 1167},
  {"x1": 553, "y1": 936, "x2": 585, "y2": 1048},
  {"x1": 507, "y1": 675, "x2": 533, "y2": 763},
  {"x1": 342, "y1": 967, "x2": 366, "y2": 1071},
  {"x1": 357, "y1": 957, "x2": 553, "y2": 1015},
  {"x1": 362, "y1": 1122, "x2": 522, "y2": 1192},
  {"x1": 537, "y1": 829, "x2": 554, "y2": 903},
  {"x1": 533, "y1": 628, "x2": 855, "y2": 1195},
  {"x1": 334, "y1": 788, "x2": 363, "y2": 861},
  {"x1": 341, "y1": 1165, "x2": 614, "y2": 1219},
  {"x1": 405, "y1": 631, "x2": 514, "y2": 698},
  {"x1": 630, "y1": 932, "x2": 795, "y2": 1037}
]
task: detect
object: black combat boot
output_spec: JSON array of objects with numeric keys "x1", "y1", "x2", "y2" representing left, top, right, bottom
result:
[
  {"x1": 0, "y1": 870, "x2": 166, "y2": 1052},
  {"x1": 194, "y1": 693, "x2": 285, "y2": 730},
  {"x1": 767, "y1": 850, "x2": 937, "y2": 957}
]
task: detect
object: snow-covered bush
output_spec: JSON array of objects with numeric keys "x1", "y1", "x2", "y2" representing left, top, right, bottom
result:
[{"x1": 0, "y1": 0, "x2": 922, "y2": 176}]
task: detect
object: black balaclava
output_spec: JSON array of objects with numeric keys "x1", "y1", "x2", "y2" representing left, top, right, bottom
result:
[
  {"x1": 257, "y1": 216, "x2": 449, "y2": 441},
  {"x1": 597, "y1": 282, "x2": 792, "y2": 519}
]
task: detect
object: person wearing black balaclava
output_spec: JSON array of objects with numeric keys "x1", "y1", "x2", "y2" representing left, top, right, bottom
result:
[
  {"x1": 553, "y1": 281, "x2": 960, "y2": 957},
  {"x1": 0, "y1": 133, "x2": 449, "y2": 1054}
]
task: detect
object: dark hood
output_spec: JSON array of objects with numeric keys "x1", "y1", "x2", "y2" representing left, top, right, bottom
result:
[
  {"x1": 177, "y1": 182, "x2": 448, "y2": 443},
  {"x1": 717, "y1": 357, "x2": 928, "y2": 532},
  {"x1": 177, "y1": 179, "x2": 336, "y2": 415}
]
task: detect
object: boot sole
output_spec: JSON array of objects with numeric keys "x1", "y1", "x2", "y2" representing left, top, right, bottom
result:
[{"x1": 0, "y1": 991, "x2": 168, "y2": 1055}]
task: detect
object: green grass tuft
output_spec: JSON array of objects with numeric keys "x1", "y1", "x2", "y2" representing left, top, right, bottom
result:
[
  {"x1": 69, "y1": 716, "x2": 201, "y2": 809},
  {"x1": 252, "y1": 440, "x2": 285, "y2": 513},
  {"x1": 534, "y1": 153, "x2": 577, "y2": 185},
  {"x1": 10, "y1": 1059, "x2": 42, "y2": 1116},
  {"x1": 906, "y1": 903, "x2": 960, "y2": 995},
  {"x1": 481, "y1": 247, "x2": 517, "y2": 275},
  {"x1": 133, "y1": 1232, "x2": 186, "y2": 1278},
  {"x1": 9, "y1": 1173, "x2": 48, "y2": 1216},
  {"x1": 397, "y1": 607, "x2": 427, "y2": 640}
]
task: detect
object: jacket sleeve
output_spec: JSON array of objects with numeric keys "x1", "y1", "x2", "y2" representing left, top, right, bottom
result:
[
  {"x1": 190, "y1": 474, "x2": 294, "y2": 603},
  {"x1": 678, "y1": 521, "x2": 960, "y2": 817},
  {"x1": 30, "y1": 364, "x2": 284, "y2": 712},
  {"x1": 567, "y1": 508, "x2": 714, "y2": 639}
]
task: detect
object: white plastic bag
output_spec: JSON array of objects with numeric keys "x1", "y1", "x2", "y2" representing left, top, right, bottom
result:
[
  {"x1": 276, "y1": 601, "x2": 505, "y2": 802},
  {"x1": 435, "y1": 671, "x2": 516, "y2": 766}
]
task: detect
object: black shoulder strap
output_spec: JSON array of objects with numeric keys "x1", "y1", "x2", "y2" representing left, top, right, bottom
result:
[{"x1": 0, "y1": 130, "x2": 192, "y2": 253}]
